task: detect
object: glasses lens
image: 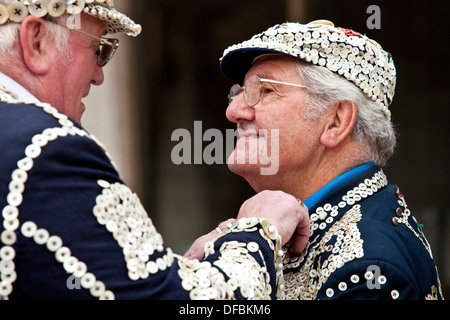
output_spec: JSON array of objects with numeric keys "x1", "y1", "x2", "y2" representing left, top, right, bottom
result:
[
  {"x1": 244, "y1": 75, "x2": 261, "y2": 107},
  {"x1": 228, "y1": 84, "x2": 243, "y2": 104},
  {"x1": 97, "y1": 39, "x2": 119, "y2": 67}
]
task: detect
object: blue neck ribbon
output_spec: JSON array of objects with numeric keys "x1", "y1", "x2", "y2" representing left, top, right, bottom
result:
[{"x1": 303, "y1": 162, "x2": 375, "y2": 210}]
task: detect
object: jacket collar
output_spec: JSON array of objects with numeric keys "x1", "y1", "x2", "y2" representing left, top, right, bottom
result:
[
  {"x1": 304, "y1": 162, "x2": 376, "y2": 210},
  {"x1": 307, "y1": 165, "x2": 388, "y2": 239},
  {"x1": 0, "y1": 72, "x2": 40, "y2": 104}
]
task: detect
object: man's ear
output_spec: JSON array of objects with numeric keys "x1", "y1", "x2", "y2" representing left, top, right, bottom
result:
[
  {"x1": 320, "y1": 100, "x2": 358, "y2": 148},
  {"x1": 20, "y1": 16, "x2": 52, "y2": 75}
]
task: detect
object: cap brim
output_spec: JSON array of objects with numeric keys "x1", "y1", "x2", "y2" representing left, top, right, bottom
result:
[
  {"x1": 84, "y1": 4, "x2": 142, "y2": 37},
  {"x1": 220, "y1": 48, "x2": 293, "y2": 85}
]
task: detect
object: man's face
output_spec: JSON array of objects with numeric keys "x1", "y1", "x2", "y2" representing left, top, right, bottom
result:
[
  {"x1": 44, "y1": 14, "x2": 106, "y2": 124},
  {"x1": 225, "y1": 55, "x2": 325, "y2": 191}
]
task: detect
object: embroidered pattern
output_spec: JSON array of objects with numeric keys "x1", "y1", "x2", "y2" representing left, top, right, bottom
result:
[
  {"x1": 281, "y1": 170, "x2": 387, "y2": 300},
  {"x1": 283, "y1": 205, "x2": 363, "y2": 299},
  {"x1": 177, "y1": 217, "x2": 283, "y2": 300},
  {"x1": 281, "y1": 169, "x2": 444, "y2": 300},
  {"x1": 309, "y1": 170, "x2": 387, "y2": 237},
  {"x1": 0, "y1": 98, "x2": 118, "y2": 299},
  {"x1": 177, "y1": 238, "x2": 271, "y2": 300},
  {"x1": 394, "y1": 188, "x2": 444, "y2": 299},
  {"x1": 394, "y1": 188, "x2": 433, "y2": 258},
  {"x1": 93, "y1": 180, "x2": 174, "y2": 281},
  {"x1": 425, "y1": 285, "x2": 439, "y2": 300}
]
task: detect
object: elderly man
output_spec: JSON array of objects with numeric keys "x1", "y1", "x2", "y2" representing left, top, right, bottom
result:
[
  {"x1": 216, "y1": 20, "x2": 443, "y2": 300},
  {"x1": 0, "y1": 1, "x2": 309, "y2": 300}
]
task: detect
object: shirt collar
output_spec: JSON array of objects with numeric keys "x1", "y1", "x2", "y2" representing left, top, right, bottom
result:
[
  {"x1": 303, "y1": 162, "x2": 376, "y2": 210},
  {"x1": 0, "y1": 72, "x2": 40, "y2": 104}
]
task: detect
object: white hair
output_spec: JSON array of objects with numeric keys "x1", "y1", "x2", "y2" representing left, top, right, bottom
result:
[
  {"x1": 0, "y1": 17, "x2": 71, "y2": 57},
  {"x1": 296, "y1": 61, "x2": 397, "y2": 167},
  {"x1": 0, "y1": 23, "x2": 21, "y2": 54}
]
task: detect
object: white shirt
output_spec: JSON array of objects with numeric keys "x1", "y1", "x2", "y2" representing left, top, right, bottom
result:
[{"x1": 0, "y1": 71, "x2": 40, "y2": 104}]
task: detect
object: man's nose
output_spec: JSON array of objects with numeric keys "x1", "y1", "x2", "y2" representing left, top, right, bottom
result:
[
  {"x1": 92, "y1": 65, "x2": 105, "y2": 86},
  {"x1": 225, "y1": 92, "x2": 255, "y2": 123}
]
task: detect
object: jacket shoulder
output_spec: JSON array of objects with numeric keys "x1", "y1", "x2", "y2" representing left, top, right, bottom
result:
[{"x1": 0, "y1": 102, "x2": 62, "y2": 134}]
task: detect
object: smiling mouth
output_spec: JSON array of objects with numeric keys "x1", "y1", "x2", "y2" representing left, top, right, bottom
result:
[
  {"x1": 240, "y1": 133, "x2": 265, "y2": 141},
  {"x1": 239, "y1": 128, "x2": 266, "y2": 139}
]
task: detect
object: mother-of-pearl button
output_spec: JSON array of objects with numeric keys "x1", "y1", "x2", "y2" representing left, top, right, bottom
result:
[
  {"x1": 28, "y1": 0, "x2": 48, "y2": 17},
  {"x1": 7, "y1": 1, "x2": 28, "y2": 23}
]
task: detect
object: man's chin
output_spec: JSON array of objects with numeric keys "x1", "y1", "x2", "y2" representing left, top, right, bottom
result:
[
  {"x1": 227, "y1": 150, "x2": 280, "y2": 177},
  {"x1": 227, "y1": 157, "x2": 259, "y2": 176},
  {"x1": 74, "y1": 102, "x2": 86, "y2": 125}
]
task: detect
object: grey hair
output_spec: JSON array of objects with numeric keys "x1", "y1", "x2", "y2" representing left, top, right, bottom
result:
[
  {"x1": 296, "y1": 61, "x2": 397, "y2": 167},
  {"x1": 0, "y1": 23, "x2": 21, "y2": 54},
  {"x1": 0, "y1": 17, "x2": 71, "y2": 56}
]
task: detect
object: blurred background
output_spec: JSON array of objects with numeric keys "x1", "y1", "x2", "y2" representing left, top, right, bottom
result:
[{"x1": 83, "y1": 0, "x2": 449, "y2": 297}]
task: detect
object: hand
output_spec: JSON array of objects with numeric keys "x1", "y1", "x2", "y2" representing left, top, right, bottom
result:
[
  {"x1": 184, "y1": 218, "x2": 236, "y2": 260},
  {"x1": 237, "y1": 190, "x2": 309, "y2": 254},
  {"x1": 183, "y1": 190, "x2": 310, "y2": 260}
]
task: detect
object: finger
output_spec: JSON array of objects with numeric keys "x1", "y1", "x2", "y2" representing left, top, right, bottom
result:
[
  {"x1": 217, "y1": 218, "x2": 236, "y2": 232},
  {"x1": 289, "y1": 233, "x2": 310, "y2": 254},
  {"x1": 291, "y1": 215, "x2": 310, "y2": 253}
]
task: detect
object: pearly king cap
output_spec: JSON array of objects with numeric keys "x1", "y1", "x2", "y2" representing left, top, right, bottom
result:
[
  {"x1": 0, "y1": 0, "x2": 141, "y2": 37},
  {"x1": 220, "y1": 20, "x2": 396, "y2": 119}
]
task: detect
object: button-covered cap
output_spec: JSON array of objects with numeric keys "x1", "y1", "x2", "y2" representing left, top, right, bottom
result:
[
  {"x1": 220, "y1": 20, "x2": 396, "y2": 119},
  {"x1": 0, "y1": 0, "x2": 141, "y2": 37}
]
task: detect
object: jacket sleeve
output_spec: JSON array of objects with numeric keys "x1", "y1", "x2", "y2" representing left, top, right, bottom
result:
[{"x1": 0, "y1": 104, "x2": 283, "y2": 300}]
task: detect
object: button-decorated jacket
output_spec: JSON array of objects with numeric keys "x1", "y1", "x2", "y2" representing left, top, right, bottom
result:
[
  {"x1": 282, "y1": 166, "x2": 444, "y2": 300},
  {"x1": 0, "y1": 100, "x2": 283, "y2": 300}
]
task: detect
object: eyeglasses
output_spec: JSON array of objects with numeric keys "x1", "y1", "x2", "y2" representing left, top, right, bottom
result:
[
  {"x1": 228, "y1": 74, "x2": 307, "y2": 107},
  {"x1": 56, "y1": 22, "x2": 119, "y2": 67}
]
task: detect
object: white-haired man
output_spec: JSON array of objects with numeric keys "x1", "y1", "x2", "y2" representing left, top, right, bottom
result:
[
  {"x1": 216, "y1": 20, "x2": 442, "y2": 300},
  {"x1": 0, "y1": 1, "x2": 309, "y2": 300}
]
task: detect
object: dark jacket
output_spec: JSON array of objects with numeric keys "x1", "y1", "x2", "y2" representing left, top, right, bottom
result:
[
  {"x1": 0, "y1": 101, "x2": 280, "y2": 300},
  {"x1": 282, "y1": 166, "x2": 443, "y2": 300}
]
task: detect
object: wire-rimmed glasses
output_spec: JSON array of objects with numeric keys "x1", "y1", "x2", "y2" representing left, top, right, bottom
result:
[{"x1": 228, "y1": 74, "x2": 306, "y2": 107}]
